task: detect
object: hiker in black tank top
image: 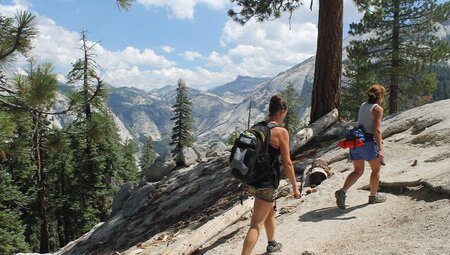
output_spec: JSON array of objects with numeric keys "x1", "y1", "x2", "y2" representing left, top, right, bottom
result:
[
  {"x1": 241, "y1": 95, "x2": 300, "y2": 255},
  {"x1": 253, "y1": 142, "x2": 281, "y2": 189}
]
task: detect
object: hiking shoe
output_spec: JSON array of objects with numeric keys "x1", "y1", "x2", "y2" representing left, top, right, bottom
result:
[
  {"x1": 335, "y1": 189, "x2": 346, "y2": 209},
  {"x1": 368, "y1": 193, "x2": 387, "y2": 204},
  {"x1": 266, "y1": 240, "x2": 282, "y2": 253}
]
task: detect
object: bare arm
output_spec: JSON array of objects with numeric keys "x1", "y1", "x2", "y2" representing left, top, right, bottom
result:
[
  {"x1": 278, "y1": 128, "x2": 300, "y2": 198},
  {"x1": 372, "y1": 105, "x2": 384, "y2": 162}
]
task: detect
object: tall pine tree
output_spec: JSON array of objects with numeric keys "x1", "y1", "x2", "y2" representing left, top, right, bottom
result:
[
  {"x1": 170, "y1": 79, "x2": 194, "y2": 158},
  {"x1": 65, "y1": 30, "x2": 138, "y2": 236},
  {"x1": 348, "y1": 0, "x2": 450, "y2": 113},
  {"x1": 13, "y1": 62, "x2": 59, "y2": 253}
]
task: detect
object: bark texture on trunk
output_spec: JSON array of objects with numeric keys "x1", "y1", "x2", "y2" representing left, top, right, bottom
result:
[
  {"x1": 310, "y1": 0, "x2": 343, "y2": 123},
  {"x1": 390, "y1": 0, "x2": 401, "y2": 114},
  {"x1": 34, "y1": 111, "x2": 49, "y2": 253}
]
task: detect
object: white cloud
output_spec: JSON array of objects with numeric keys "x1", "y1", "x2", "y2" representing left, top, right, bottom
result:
[
  {"x1": 94, "y1": 45, "x2": 175, "y2": 69},
  {"x1": 136, "y1": 0, "x2": 229, "y2": 19},
  {"x1": 217, "y1": 16, "x2": 317, "y2": 78},
  {"x1": 104, "y1": 65, "x2": 233, "y2": 90},
  {"x1": 181, "y1": 51, "x2": 202, "y2": 61},
  {"x1": 161, "y1": 45, "x2": 175, "y2": 53},
  {"x1": 206, "y1": 51, "x2": 232, "y2": 67}
]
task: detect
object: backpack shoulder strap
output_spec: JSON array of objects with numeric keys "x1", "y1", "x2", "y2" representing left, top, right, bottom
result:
[{"x1": 267, "y1": 122, "x2": 279, "y2": 129}]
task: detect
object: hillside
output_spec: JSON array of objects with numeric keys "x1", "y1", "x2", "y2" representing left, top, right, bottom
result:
[{"x1": 32, "y1": 99, "x2": 450, "y2": 255}]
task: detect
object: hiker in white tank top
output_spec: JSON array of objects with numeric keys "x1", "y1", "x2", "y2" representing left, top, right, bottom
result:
[
  {"x1": 335, "y1": 84, "x2": 387, "y2": 209},
  {"x1": 357, "y1": 102, "x2": 378, "y2": 134}
]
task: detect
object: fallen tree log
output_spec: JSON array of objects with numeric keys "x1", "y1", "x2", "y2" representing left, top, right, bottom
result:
[
  {"x1": 291, "y1": 109, "x2": 339, "y2": 156},
  {"x1": 359, "y1": 180, "x2": 422, "y2": 191},
  {"x1": 160, "y1": 198, "x2": 253, "y2": 255}
]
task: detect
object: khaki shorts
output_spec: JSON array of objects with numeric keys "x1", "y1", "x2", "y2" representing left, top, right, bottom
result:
[{"x1": 245, "y1": 184, "x2": 277, "y2": 203}]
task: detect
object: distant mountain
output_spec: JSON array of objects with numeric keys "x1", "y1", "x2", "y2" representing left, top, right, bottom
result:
[
  {"x1": 208, "y1": 76, "x2": 271, "y2": 103},
  {"x1": 197, "y1": 57, "x2": 315, "y2": 142}
]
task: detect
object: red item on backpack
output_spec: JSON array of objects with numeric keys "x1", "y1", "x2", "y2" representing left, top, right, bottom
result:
[{"x1": 338, "y1": 139, "x2": 365, "y2": 149}]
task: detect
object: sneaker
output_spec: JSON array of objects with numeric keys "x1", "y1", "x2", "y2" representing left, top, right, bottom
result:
[
  {"x1": 266, "y1": 240, "x2": 282, "y2": 253},
  {"x1": 368, "y1": 193, "x2": 387, "y2": 204},
  {"x1": 335, "y1": 189, "x2": 346, "y2": 209}
]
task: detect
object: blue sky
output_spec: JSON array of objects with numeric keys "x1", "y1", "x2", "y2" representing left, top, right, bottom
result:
[{"x1": 0, "y1": 0, "x2": 365, "y2": 90}]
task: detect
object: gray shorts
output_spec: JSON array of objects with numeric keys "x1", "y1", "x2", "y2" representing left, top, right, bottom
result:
[{"x1": 245, "y1": 184, "x2": 277, "y2": 203}]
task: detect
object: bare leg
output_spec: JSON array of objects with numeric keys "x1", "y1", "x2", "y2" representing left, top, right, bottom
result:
[
  {"x1": 241, "y1": 198, "x2": 273, "y2": 255},
  {"x1": 343, "y1": 160, "x2": 365, "y2": 191},
  {"x1": 264, "y1": 204, "x2": 276, "y2": 242},
  {"x1": 368, "y1": 159, "x2": 381, "y2": 195}
]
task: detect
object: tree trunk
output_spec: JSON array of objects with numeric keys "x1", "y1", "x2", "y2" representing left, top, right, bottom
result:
[
  {"x1": 389, "y1": 0, "x2": 401, "y2": 114},
  {"x1": 291, "y1": 108, "x2": 339, "y2": 155},
  {"x1": 33, "y1": 111, "x2": 49, "y2": 253},
  {"x1": 82, "y1": 32, "x2": 92, "y2": 120},
  {"x1": 310, "y1": 0, "x2": 343, "y2": 123}
]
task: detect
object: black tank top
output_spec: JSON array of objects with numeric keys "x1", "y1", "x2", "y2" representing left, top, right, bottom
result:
[{"x1": 255, "y1": 143, "x2": 281, "y2": 189}]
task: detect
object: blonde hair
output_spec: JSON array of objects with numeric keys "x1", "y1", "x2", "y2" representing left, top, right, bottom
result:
[{"x1": 367, "y1": 84, "x2": 385, "y2": 104}]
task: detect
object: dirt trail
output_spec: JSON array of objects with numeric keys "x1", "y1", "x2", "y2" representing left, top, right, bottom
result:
[{"x1": 199, "y1": 169, "x2": 450, "y2": 255}]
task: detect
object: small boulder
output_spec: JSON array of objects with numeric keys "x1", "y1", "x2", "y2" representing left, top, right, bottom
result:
[
  {"x1": 111, "y1": 182, "x2": 139, "y2": 216},
  {"x1": 178, "y1": 146, "x2": 198, "y2": 166},
  {"x1": 145, "y1": 153, "x2": 176, "y2": 182},
  {"x1": 122, "y1": 183, "x2": 155, "y2": 218},
  {"x1": 192, "y1": 144, "x2": 208, "y2": 160},
  {"x1": 206, "y1": 141, "x2": 228, "y2": 157}
]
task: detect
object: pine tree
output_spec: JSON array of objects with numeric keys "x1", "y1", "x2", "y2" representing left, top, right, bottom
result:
[
  {"x1": 43, "y1": 128, "x2": 76, "y2": 247},
  {"x1": 281, "y1": 83, "x2": 301, "y2": 139},
  {"x1": 9, "y1": 62, "x2": 58, "y2": 253},
  {"x1": 228, "y1": 0, "x2": 344, "y2": 123},
  {"x1": 139, "y1": 136, "x2": 156, "y2": 174},
  {"x1": 65, "y1": 30, "x2": 128, "y2": 233},
  {"x1": 119, "y1": 139, "x2": 139, "y2": 182},
  {"x1": 170, "y1": 79, "x2": 194, "y2": 158},
  {"x1": 432, "y1": 64, "x2": 450, "y2": 101},
  {"x1": 1, "y1": 109, "x2": 39, "y2": 251},
  {"x1": 348, "y1": 0, "x2": 450, "y2": 114},
  {"x1": 0, "y1": 112, "x2": 30, "y2": 254}
]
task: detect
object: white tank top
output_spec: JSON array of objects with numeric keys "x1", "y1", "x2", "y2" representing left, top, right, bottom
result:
[{"x1": 357, "y1": 102, "x2": 378, "y2": 134}]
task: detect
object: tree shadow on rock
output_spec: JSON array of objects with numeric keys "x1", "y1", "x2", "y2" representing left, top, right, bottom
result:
[{"x1": 299, "y1": 203, "x2": 368, "y2": 222}]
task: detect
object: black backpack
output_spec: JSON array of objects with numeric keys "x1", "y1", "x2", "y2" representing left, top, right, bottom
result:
[{"x1": 229, "y1": 121, "x2": 278, "y2": 185}]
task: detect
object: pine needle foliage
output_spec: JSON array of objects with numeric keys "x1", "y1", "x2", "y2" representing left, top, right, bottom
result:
[
  {"x1": 170, "y1": 79, "x2": 194, "y2": 158},
  {"x1": 280, "y1": 83, "x2": 300, "y2": 139}
]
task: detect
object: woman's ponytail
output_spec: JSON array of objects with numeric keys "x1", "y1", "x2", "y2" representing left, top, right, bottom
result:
[
  {"x1": 367, "y1": 84, "x2": 386, "y2": 104},
  {"x1": 269, "y1": 95, "x2": 288, "y2": 116}
]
